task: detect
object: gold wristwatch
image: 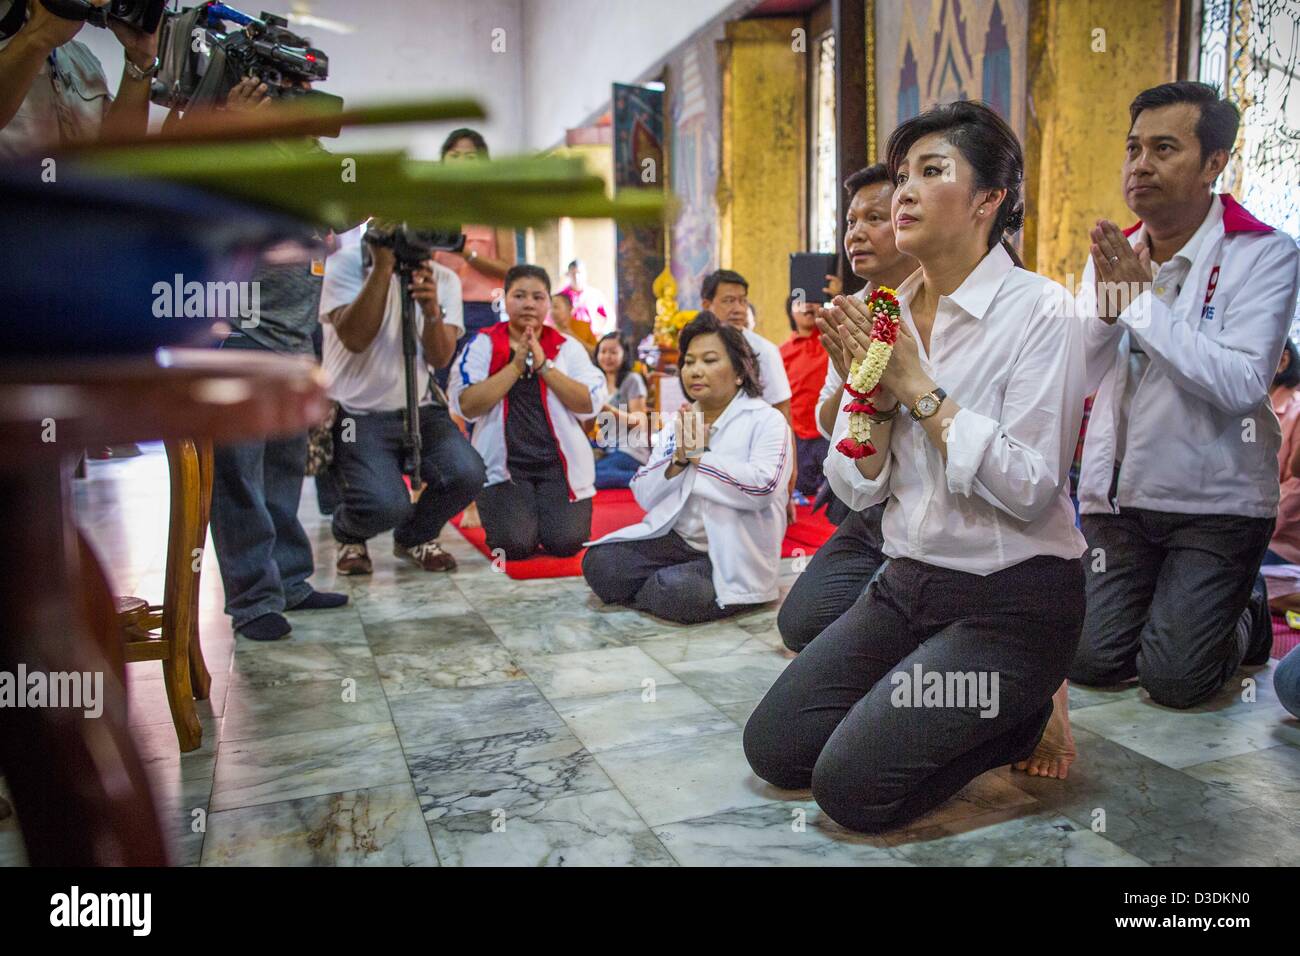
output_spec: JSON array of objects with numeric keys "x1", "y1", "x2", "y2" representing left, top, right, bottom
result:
[{"x1": 910, "y1": 387, "x2": 947, "y2": 421}]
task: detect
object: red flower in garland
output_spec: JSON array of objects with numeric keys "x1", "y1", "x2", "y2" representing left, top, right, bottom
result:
[{"x1": 836, "y1": 437, "x2": 876, "y2": 459}]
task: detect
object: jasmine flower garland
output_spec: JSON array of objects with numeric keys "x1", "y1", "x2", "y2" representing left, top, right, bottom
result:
[{"x1": 835, "y1": 286, "x2": 902, "y2": 459}]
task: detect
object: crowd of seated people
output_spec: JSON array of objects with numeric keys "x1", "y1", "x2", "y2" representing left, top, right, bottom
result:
[
  {"x1": 18, "y1": 2, "x2": 1294, "y2": 837},
  {"x1": 316, "y1": 83, "x2": 1299, "y2": 833}
]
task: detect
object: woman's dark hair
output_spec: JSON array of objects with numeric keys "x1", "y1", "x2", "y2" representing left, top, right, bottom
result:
[
  {"x1": 844, "y1": 162, "x2": 891, "y2": 196},
  {"x1": 1129, "y1": 81, "x2": 1239, "y2": 161},
  {"x1": 1276, "y1": 338, "x2": 1300, "y2": 389},
  {"x1": 504, "y1": 264, "x2": 551, "y2": 294},
  {"x1": 593, "y1": 332, "x2": 634, "y2": 388},
  {"x1": 440, "y1": 127, "x2": 489, "y2": 159},
  {"x1": 885, "y1": 99, "x2": 1026, "y2": 266},
  {"x1": 677, "y1": 311, "x2": 762, "y2": 398}
]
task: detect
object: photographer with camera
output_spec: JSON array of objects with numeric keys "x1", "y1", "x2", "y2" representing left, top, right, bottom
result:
[
  {"x1": 320, "y1": 221, "x2": 485, "y2": 575},
  {"x1": 0, "y1": 0, "x2": 162, "y2": 156}
]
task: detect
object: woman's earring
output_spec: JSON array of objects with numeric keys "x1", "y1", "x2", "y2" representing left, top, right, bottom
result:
[{"x1": 978, "y1": 206, "x2": 986, "y2": 215}]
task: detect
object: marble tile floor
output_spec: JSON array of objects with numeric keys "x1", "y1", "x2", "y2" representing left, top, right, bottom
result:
[{"x1": 2, "y1": 443, "x2": 1297, "y2": 867}]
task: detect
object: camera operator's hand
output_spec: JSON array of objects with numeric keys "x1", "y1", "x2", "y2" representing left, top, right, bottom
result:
[
  {"x1": 225, "y1": 77, "x2": 271, "y2": 112},
  {"x1": 22, "y1": 0, "x2": 100, "y2": 52},
  {"x1": 364, "y1": 239, "x2": 396, "y2": 277},
  {"x1": 411, "y1": 262, "x2": 441, "y2": 321},
  {"x1": 107, "y1": 4, "x2": 160, "y2": 72}
]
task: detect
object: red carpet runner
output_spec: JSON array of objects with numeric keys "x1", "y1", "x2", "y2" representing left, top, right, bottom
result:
[{"x1": 452, "y1": 487, "x2": 835, "y2": 580}]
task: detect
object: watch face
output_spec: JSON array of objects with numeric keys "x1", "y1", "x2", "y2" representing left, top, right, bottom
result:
[{"x1": 917, "y1": 395, "x2": 938, "y2": 417}]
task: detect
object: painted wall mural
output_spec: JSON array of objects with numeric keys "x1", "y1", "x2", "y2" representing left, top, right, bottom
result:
[
  {"x1": 875, "y1": 0, "x2": 1028, "y2": 157},
  {"x1": 668, "y1": 32, "x2": 725, "y2": 310},
  {"x1": 613, "y1": 82, "x2": 666, "y2": 341}
]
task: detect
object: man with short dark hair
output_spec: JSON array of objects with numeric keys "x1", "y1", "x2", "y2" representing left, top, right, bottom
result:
[
  {"x1": 699, "y1": 269, "x2": 792, "y2": 420},
  {"x1": 1066, "y1": 81, "x2": 1300, "y2": 715}
]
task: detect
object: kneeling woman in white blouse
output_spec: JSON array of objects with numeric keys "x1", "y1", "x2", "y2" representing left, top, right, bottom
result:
[
  {"x1": 583, "y1": 312, "x2": 792, "y2": 624},
  {"x1": 744, "y1": 100, "x2": 1088, "y2": 833}
]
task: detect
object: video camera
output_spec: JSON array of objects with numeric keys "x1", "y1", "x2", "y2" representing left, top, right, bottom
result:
[
  {"x1": 363, "y1": 223, "x2": 466, "y2": 268},
  {"x1": 0, "y1": 0, "x2": 166, "y2": 40},
  {"x1": 152, "y1": 2, "x2": 340, "y2": 114}
]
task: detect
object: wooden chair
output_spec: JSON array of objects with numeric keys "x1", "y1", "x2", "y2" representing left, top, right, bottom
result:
[{"x1": 115, "y1": 438, "x2": 214, "y2": 752}]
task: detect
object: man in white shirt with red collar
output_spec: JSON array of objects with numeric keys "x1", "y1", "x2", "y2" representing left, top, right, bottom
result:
[{"x1": 1070, "y1": 81, "x2": 1300, "y2": 710}]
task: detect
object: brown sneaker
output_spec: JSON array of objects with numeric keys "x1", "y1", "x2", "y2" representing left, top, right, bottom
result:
[
  {"x1": 394, "y1": 539, "x2": 457, "y2": 572},
  {"x1": 336, "y1": 542, "x2": 372, "y2": 575}
]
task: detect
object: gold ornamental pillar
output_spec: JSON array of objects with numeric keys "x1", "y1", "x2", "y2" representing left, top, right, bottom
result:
[
  {"x1": 718, "y1": 17, "x2": 807, "y2": 344},
  {"x1": 1025, "y1": 0, "x2": 1182, "y2": 284}
]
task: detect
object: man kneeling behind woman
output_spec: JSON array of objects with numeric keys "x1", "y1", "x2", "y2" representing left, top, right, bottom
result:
[{"x1": 583, "y1": 312, "x2": 793, "y2": 624}]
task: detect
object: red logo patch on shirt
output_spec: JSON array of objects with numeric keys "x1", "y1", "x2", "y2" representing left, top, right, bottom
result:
[{"x1": 1204, "y1": 265, "x2": 1220, "y2": 305}]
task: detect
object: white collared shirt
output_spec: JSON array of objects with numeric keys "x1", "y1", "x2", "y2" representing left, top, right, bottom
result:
[
  {"x1": 1115, "y1": 196, "x2": 1225, "y2": 462},
  {"x1": 824, "y1": 243, "x2": 1088, "y2": 575},
  {"x1": 1076, "y1": 194, "x2": 1299, "y2": 518}
]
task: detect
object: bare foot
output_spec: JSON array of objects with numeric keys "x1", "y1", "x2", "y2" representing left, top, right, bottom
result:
[
  {"x1": 460, "y1": 501, "x2": 482, "y2": 530},
  {"x1": 1014, "y1": 680, "x2": 1076, "y2": 780}
]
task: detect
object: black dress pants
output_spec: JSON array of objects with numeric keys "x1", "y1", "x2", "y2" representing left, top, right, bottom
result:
[
  {"x1": 477, "y1": 473, "x2": 592, "y2": 561},
  {"x1": 1070, "y1": 508, "x2": 1273, "y2": 709},
  {"x1": 582, "y1": 531, "x2": 755, "y2": 624},
  {"x1": 777, "y1": 503, "x2": 886, "y2": 651},
  {"x1": 745, "y1": 554, "x2": 1084, "y2": 833}
]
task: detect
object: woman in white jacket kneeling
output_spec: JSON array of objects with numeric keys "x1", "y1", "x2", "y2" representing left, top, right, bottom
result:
[
  {"x1": 451, "y1": 265, "x2": 609, "y2": 560},
  {"x1": 582, "y1": 312, "x2": 792, "y2": 624}
]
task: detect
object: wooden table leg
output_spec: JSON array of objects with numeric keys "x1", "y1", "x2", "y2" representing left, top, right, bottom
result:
[
  {"x1": 0, "y1": 446, "x2": 168, "y2": 865},
  {"x1": 189, "y1": 439, "x2": 214, "y2": 700},
  {"x1": 162, "y1": 440, "x2": 203, "y2": 753}
]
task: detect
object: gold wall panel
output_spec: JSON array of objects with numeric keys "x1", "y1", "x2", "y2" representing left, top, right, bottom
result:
[
  {"x1": 719, "y1": 18, "x2": 807, "y2": 346},
  {"x1": 1025, "y1": 0, "x2": 1181, "y2": 283}
]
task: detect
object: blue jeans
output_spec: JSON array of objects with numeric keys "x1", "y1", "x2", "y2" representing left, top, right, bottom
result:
[
  {"x1": 331, "y1": 403, "x2": 485, "y2": 548},
  {"x1": 1276, "y1": 647, "x2": 1300, "y2": 719},
  {"x1": 594, "y1": 449, "x2": 642, "y2": 489},
  {"x1": 209, "y1": 428, "x2": 316, "y2": 629}
]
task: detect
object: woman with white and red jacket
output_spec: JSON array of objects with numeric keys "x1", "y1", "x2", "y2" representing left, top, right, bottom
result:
[
  {"x1": 450, "y1": 265, "x2": 608, "y2": 560},
  {"x1": 582, "y1": 311, "x2": 792, "y2": 624}
]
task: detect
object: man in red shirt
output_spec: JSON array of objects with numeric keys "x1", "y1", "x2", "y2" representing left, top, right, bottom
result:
[{"x1": 781, "y1": 295, "x2": 830, "y2": 502}]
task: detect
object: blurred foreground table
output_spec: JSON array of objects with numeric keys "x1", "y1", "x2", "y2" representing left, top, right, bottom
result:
[{"x1": 0, "y1": 348, "x2": 327, "y2": 865}]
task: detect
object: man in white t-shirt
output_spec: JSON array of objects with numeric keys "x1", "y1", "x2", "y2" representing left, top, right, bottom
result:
[
  {"x1": 319, "y1": 221, "x2": 485, "y2": 574},
  {"x1": 699, "y1": 269, "x2": 793, "y2": 421}
]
